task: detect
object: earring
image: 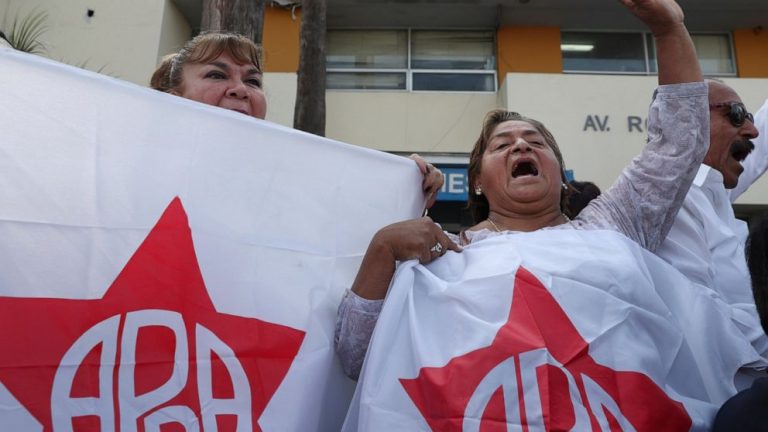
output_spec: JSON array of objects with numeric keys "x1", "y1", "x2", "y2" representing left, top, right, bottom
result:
[
  {"x1": 475, "y1": 186, "x2": 482, "y2": 196},
  {"x1": 562, "y1": 183, "x2": 568, "y2": 191}
]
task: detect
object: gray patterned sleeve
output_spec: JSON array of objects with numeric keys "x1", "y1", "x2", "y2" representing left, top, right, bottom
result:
[
  {"x1": 573, "y1": 81, "x2": 709, "y2": 251},
  {"x1": 335, "y1": 290, "x2": 383, "y2": 380}
]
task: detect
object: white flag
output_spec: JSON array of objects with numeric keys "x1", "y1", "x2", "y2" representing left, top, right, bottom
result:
[
  {"x1": 345, "y1": 229, "x2": 767, "y2": 431},
  {"x1": 0, "y1": 49, "x2": 423, "y2": 431}
]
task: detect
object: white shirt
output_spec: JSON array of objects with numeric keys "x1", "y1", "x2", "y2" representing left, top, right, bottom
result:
[
  {"x1": 658, "y1": 165, "x2": 752, "y2": 305},
  {"x1": 659, "y1": 99, "x2": 767, "y2": 305}
]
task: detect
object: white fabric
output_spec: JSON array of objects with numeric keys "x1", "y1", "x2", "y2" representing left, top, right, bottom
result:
[
  {"x1": 344, "y1": 230, "x2": 767, "y2": 431},
  {"x1": 0, "y1": 49, "x2": 424, "y2": 431},
  {"x1": 729, "y1": 98, "x2": 768, "y2": 201},
  {"x1": 658, "y1": 165, "x2": 752, "y2": 305}
]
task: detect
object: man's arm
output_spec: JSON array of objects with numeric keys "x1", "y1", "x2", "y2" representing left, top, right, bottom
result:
[{"x1": 619, "y1": 0, "x2": 702, "y2": 85}]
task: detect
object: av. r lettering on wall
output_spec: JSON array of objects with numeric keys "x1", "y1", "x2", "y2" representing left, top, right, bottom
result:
[{"x1": 583, "y1": 115, "x2": 648, "y2": 133}]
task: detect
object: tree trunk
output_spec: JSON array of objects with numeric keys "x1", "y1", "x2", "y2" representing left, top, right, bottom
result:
[
  {"x1": 293, "y1": 0, "x2": 326, "y2": 136},
  {"x1": 201, "y1": 0, "x2": 266, "y2": 44}
]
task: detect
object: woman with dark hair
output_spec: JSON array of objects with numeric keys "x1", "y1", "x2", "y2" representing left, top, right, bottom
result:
[{"x1": 335, "y1": 0, "x2": 708, "y2": 379}]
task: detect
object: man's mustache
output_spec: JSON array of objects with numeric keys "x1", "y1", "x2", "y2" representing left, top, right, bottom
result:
[{"x1": 730, "y1": 139, "x2": 755, "y2": 162}]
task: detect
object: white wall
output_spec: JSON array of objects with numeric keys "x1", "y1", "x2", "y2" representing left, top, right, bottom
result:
[
  {"x1": 156, "y1": 0, "x2": 191, "y2": 76},
  {"x1": 263, "y1": 72, "x2": 297, "y2": 127},
  {"x1": 325, "y1": 90, "x2": 498, "y2": 153},
  {"x1": 0, "y1": 0, "x2": 190, "y2": 86}
]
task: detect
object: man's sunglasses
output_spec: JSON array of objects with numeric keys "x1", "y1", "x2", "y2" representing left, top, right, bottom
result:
[{"x1": 709, "y1": 102, "x2": 755, "y2": 127}]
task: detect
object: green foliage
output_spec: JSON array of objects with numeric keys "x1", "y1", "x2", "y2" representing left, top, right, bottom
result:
[{"x1": 5, "y1": 9, "x2": 48, "y2": 54}]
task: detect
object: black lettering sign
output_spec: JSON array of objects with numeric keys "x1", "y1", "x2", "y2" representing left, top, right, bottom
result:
[
  {"x1": 627, "y1": 116, "x2": 643, "y2": 133},
  {"x1": 583, "y1": 115, "x2": 610, "y2": 132}
]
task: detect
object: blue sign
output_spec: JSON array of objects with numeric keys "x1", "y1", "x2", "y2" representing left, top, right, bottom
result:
[
  {"x1": 436, "y1": 166, "x2": 469, "y2": 201},
  {"x1": 435, "y1": 165, "x2": 574, "y2": 202}
]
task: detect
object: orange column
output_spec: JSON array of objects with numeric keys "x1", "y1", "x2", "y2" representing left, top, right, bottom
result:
[
  {"x1": 733, "y1": 28, "x2": 768, "y2": 78},
  {"x1": 496, "y1": 26, "x2": 563, "y2": 81},
  {"x1": 262, "y1": 6, "x2": 301, "y2": 73}
]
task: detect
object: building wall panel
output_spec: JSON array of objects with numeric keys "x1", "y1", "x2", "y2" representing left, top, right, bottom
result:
[
  {"x1": 733, "y1": 28, "x2": 768, "y2": 78},
  {"x1": 1, "y1": 0, "x2": 167, "y2": 85},
  {"x1": 262, "y1": 6, "x2": 300, "y2": 73},
  {"x1": 497, "y1": 26, "x2": 562, "y2": 78}
]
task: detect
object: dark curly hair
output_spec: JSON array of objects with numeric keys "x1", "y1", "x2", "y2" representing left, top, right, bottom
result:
[{"x1": 467, "y1": 110, "x2": 571, "y2": 223}]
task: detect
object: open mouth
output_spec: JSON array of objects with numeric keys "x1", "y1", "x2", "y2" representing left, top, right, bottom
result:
[
  {"x1": 730, "y1": 140, "x2": 755, "y2": 162},
  {"x1": 511, "y1": 160, "x2": 539, "y2": 178}
]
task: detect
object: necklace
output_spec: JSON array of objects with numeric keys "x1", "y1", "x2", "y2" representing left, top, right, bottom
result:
[
  {"x1": 487, "y1": 217, "x2": 502, "y2": 232},
  {"x1": 487, "y1": 213, "x2": 570, "y2": 232}
]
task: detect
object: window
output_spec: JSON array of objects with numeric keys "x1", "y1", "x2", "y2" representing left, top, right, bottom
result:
[
  {"x1": 562, "y1": 31, "x2": 735, "y2": 76},
  {"x1": 326, "y1": 30, "x2": 496, "y2": 92},
  {"x1": 326, "y1": 30, "x2": 407, "y2": 90}
]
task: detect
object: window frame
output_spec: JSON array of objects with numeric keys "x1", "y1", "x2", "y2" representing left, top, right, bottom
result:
[
  {"x1": 326, "y1": 28, "x2": 498, "y2": 93},
  {"x1": 560, "y1": 29, "x2": 737, "y2": 77}
]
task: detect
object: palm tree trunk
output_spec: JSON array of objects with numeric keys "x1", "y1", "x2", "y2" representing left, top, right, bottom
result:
[
  {"x1": 201, "y1": 0, "x2": 266, "y2": 44},
  {"x1": 293, "y1": 0, "x2": 326, "y2": 136}
]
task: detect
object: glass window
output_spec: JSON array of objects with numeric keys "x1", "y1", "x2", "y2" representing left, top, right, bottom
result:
[
  {"x1": 411, "y1": 31, "x2": 495, "y2": 70},
  {"x1": 565, "y1": 31, "x2": 736, "y2": 76},
  {"x1": 648, "y1": 33, "x2": 735, "y2": 75},
  {"x1": 561, "y1": 32, "x2": 647, "y2": 73},
  {"x1": 326, "y1": 30, "x2": 407, "y2": 69},
  {"x1": 326, "y1": 29, "x2": 496, "y2": 92},
  {"x1": 693, "y1": 34, "x2": 735, "y2": 75},
  {"x1": 327, "y1": 72, "x2": 406, "y2": 90},
  {"x1": 413, "y1": 73, "x2": 494, "y2": 92}
]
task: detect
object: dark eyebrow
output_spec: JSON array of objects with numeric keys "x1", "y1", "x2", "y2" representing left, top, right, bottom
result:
[
  {"x1": 491, "y1": 129, "x2": 542, "y2": 140},
  {"x1": 210, "y1": 61, "x2": 229, "y2": 70},
  {"x1": 209, "y1": 61, "x2": 260, "y2": 76}
]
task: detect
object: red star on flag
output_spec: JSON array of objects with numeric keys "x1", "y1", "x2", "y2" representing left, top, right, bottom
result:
[
  {"x1": 400, "y1": 267, "x2": 691, "y2": 431},
  {"x1": 0, "y1": 197, "x2": 305, "y2": 431}
]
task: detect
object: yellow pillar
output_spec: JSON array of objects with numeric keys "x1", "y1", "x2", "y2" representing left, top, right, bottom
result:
[
  {"x1": 497, "y1": 26, "x2": 563, "y2": 81},
  {"x1": 733, "y1": 27, "x2": 768, "y2": 78},
  {"x1": 262, "y1": 6, "x2": 301, "y2": 73}
]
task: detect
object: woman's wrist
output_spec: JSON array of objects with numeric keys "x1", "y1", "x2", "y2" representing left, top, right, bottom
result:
[{"x1": 351, "y1": 240, "x2": 398, "y2": 300}]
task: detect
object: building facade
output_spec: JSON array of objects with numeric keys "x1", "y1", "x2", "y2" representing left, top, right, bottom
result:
[{"x1": 3, "y1": 0, "x2": 767, "y2": 230}]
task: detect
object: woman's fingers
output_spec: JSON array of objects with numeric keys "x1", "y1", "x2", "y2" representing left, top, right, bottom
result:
[
  {"x1": 423, "y1": 166, "x2": 443, "y2": 209},
  {"x1": 409, "y1": 153, "x2": 444, "y2": 209},
  {"x1": 374, "y1": 217, "x2": 462, "y2": 266},
  {"x1": 439, "y1": 229, "x2": 463, "y2": 253},
  {"x1": 419, "y1": 223, "x2": 462, "y2": 263},
  {"x1": 409, "y1": 153, "x2": 428, "y2": 174}
]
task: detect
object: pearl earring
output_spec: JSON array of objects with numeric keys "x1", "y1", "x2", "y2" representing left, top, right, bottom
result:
[{"x1": 475, "y1": 186, "x2": 482, "y2": 195}]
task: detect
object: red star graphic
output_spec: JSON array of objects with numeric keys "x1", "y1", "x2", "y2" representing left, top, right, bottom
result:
[
  {"x1": 400, "y1": 267, "x2": 691, "y2": 431},
  {"x1": 0, "y1": 197, "x2": 305, "y2": 431}
]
